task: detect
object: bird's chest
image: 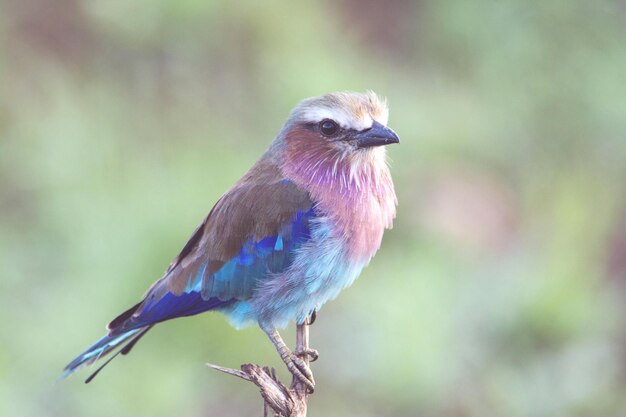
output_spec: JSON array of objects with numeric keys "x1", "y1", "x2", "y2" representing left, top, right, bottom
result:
[
  {"x1": 292, "y1": 192, "x2": 387, "y2": 299},
  {"x1": 300, "y1": 215, "x2": 369, "y2": 291},
  {"x1": 252, "y1": 201, "x2": 383, "y2": 325},
  {"x1": 254, "y1": 159, "x2": 395, "y2": 326},
  {"x1": 252, "y1": 214, "x2": 366, "y2": 328},
  {"x1": 315, "y1": 188, "x2": 389, "y2": 261}
]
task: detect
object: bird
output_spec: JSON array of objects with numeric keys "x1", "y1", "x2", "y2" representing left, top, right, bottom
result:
[{"x1": 63, "y1": 91, "x2": 399, "y2": 391}]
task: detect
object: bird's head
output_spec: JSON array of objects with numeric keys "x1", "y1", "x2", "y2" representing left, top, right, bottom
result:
[
  {"x1": 281, "y1": 90, "x2": 399, "y2": 153},
  {"x1": 276, "y1": 91, "x2": 399, "y2": 188}
]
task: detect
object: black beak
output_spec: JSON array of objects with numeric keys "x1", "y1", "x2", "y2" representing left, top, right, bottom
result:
[{"x1": 354, "y1": 120, "x2": 400, "y2": 148}]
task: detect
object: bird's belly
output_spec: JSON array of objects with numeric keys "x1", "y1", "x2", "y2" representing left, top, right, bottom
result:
[{"x1": 249, "y1": 217, "x2": 370, "y2": 328}]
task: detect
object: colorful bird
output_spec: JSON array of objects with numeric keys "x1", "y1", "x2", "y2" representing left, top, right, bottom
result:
[{"x1": 64, "y1": 91, "x2": 399, "y2": 391}]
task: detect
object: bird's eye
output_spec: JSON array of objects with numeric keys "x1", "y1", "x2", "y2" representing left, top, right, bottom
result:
[{"x1": 319, "y1": 119, "x2": 339, "y2": 136}]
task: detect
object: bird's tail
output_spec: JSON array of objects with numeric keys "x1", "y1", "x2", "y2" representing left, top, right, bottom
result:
[{"x1": 63, "y1": 326, "x2": 151, "y2": 383}]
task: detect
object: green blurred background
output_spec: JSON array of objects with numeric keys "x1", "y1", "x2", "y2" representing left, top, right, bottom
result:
[{"x1": 2, "y1": 1, "x2": 626, "y2": 416}]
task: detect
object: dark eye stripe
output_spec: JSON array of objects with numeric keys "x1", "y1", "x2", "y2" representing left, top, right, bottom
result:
[{"x1": 301, "y1": 122, "x2": 318, "y2": 131}]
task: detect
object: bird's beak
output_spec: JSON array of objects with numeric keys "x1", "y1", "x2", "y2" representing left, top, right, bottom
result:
[{"x1": 354, "y1": 121, "x2": 400, "y2": 148}]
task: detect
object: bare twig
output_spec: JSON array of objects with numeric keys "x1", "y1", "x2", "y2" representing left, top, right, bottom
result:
[
  {"x1": 206, "y1": 363, "x2": 252, "y2": 382},
  {"x1": 207, "y1": 321, "x2": 311, "y2": 417}
]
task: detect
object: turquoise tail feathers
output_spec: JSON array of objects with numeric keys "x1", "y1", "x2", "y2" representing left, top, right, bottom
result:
[{"x1": 63, "y1": 327, "x2": 148, "y2": 382}]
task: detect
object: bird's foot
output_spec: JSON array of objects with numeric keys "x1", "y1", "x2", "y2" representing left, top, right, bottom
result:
[
  {"x1": 282, "y1": 352, "x2": 315, "y2": 393},
  {"x1": 263, "y1": 326, "x2": 316, "y2": 393},
  {"x1": 295, "y1": 347, "x2": 319, "y2": 362}
]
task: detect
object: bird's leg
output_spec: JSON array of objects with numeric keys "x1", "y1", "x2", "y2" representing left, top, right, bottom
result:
[
  {"x1": 293, "y1": 310, "x2": 319, "y2": 362},
  {"x1": 262, "y1": 326, "x2": 316, "y2": 392}
]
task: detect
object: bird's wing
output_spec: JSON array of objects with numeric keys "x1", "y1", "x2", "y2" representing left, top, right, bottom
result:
[{"x1": 107, "y1": 175, "x2": 315, "y2": 334}]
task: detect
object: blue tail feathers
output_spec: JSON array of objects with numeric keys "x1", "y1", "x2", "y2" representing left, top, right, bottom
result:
[{"x1": 63, "y1": 328, "x2": 142, "y2": 379}]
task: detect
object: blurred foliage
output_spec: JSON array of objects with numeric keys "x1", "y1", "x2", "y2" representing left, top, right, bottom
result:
[{"x1": 1, "y1": 0, "x2": 626, "y2": 416}]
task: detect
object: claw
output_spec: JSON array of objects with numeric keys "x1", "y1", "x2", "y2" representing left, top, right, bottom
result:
[
  {"x1": 262, "y1": 326, "x2": 316, "y2": 393},
  {"x1": 288, "y1": 353, "x2": 315, "y2": 393},
  {"x1": 295, "y1": 347, "x2": 319, "y2": 362}
]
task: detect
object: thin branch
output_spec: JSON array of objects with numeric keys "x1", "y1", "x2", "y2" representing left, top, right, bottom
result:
[{"x1": 206, "y1": 363, "x2": 252, "y2": 382}]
